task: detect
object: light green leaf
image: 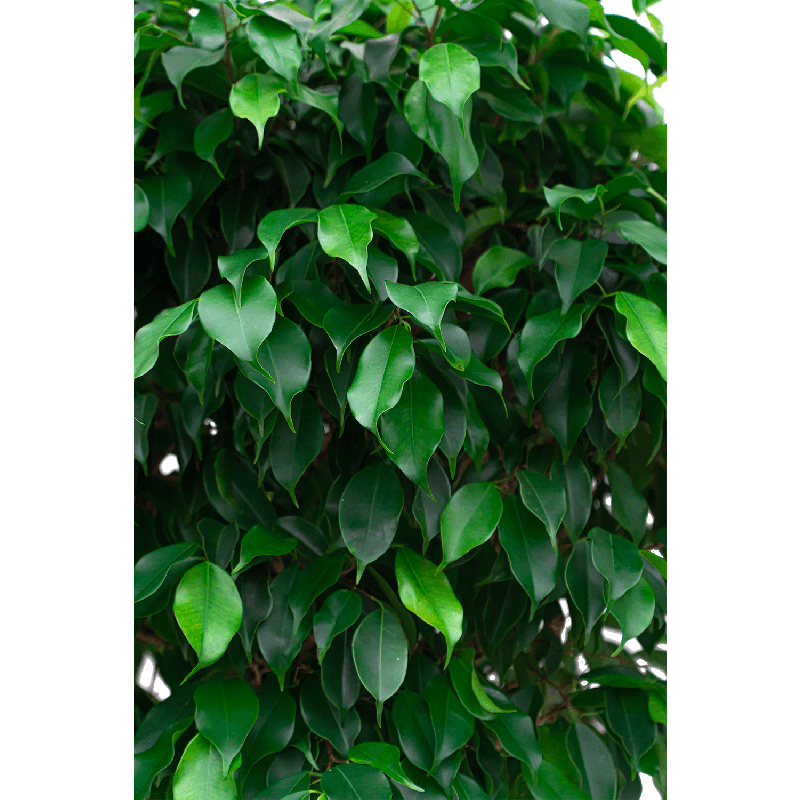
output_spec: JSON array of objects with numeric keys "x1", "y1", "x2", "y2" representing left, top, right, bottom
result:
[
  {"x1": 439, "y1": 482, "x2": 503, "y2": 572},
  {"x1": 348, "y1": 742, "x2": 424, "y2": 792},
  {"x1": 615, "y1": 292, "x2": 667, "y2": 381},
  {"x1": 174, "y1": 562, "x2": 243, "y2": 681},
  {"x1": 516, "y1": 469, "x2": 567, "y2": 547},
  {"x1": 256, "y1": 208, "x2": 318, "y2": 273},
  {"x1": 615, "y1": 220, "x2": 667, "y2": 264},
  {"x1": 395, "y1": 546, "x2": 463, "y2": 667},
  {"x1": 473, "y1": 247, "x2": 535, "y2": 297},
  {"x1": 353, "y1": 608, "x2": 408, "y2": 719},
  {"x1": 346, "y1": 325, "x2": 415, "y2": 439},
  {"x1": 194, "y1": 680, "x2": 259, "y2": 775},
  {"x1": 197, "y1": 277, "x2": 277, "y2": 362},
  {"x1": 317, "y1": 204, "x2": 378, "y2": 292},
  {"x1": 229, "y1": 73, "x2": 286, "y2": 149},
  {"x1": 162, "y1": 46, "x2": 225, "y2": 108},
  {"x1": 384, "y1": 281, "x2": 458, "y2": 350},
  {"x1": 248, "y1": 15, "x2": 302, "y2": 83},
  {"x1": 386, "y1": 2, "x2": 414, "y2": 35},
  {"x1": 419, "y1": 43, "x2": 481, "y2": 132},
  {"x1": 173, "y1": 734, "x2": 237, "y2": 800},
  {"x1": 134, "y1": 300, "x2": 197, "y2": 379},
  {"x1": 231, "y1": 525, "x2": 297, "y2": 577},
  {"x1": 549, "y1": 239, "x2": 608, "y2": 314}
]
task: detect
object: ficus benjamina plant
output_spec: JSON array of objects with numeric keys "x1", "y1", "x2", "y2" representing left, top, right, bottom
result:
[{"x1": 134, "y1": 0, "x2": 667, "y2": 798}]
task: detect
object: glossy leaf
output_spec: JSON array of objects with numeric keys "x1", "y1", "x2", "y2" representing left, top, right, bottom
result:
[
  {"x1": 162, "y1": 46, "x2": 225, "y2": 108},
  {"x1": 419, "y1": 43, "x2": 481, "y2": 131},
  {"x1": 604, "y1": 689, "x2": 656, "y2": 771},
  {"x1": 300, "y1": 673, "x2": 361, "y2": 756},
  {"x1": 412, "y1": 457, "x2": 451, "y2": 551},
  {"x1": 139, "y1": 172, "x2": 193, "y2": 256},
  {"x1": 615, "y1": 219, "x2": 667, "y2": 264},
  {"x1": 248, "y1": 15, "x2": 302, "y2": 83},
  {"x1": 606, "y1": 461, "x2": 649, "y2": 544},
  {"x1": 322, "y1": 302, "x2": 395, "y2": 370},
  {"x1": 517, "y1": 469, "x2": 567, "y2": 547},
  {"x1": 314, "y1": 589, "x2": 362, "y2": 663},
  {"x1": 565, "y1": 540, "x2": 606, "y2": 645},
  {"x1": 615, "y1": 292, "x2": 667, "y2": 381},
  {"x1": 134, "y1": 543, "x2": 199, "y2": 603},
  {"x1": 498, "y1": 496, "x2": 557, "y2": 610},
  {"x1": 544, "y1": 184, "x2": 604, "y2": 229},
  {"x1": 239, "y1": 678, "x2": 297, "y2": 778},
  {"x1": 194, "y1": 680, "x2": 259, "y2": 775},
  {"x1": 371, "y1": 209, "x2": 419, "y2": 275},
  {"x1": 194, "y1": 108, "x2": 234, "y2": 177},
  {"x1": 423, "y1": 674, "x2": 475, "y2": 770},
  {"x1": 270, "y1": 392, "x2": 324, "y2": 505},
  {"x1": 392, "y1": 691, "x2": 436, "y2": 772},
  {"x1": 395, "y1": 547, "x2": 462, "y2": 667},
  {"x1": 353, "y1": 608, "x2": 408, "y2": 717},
  {"x1": 484, "y1": 710, "x2": 542, "y2": 774},
  {"x1": 197, "y1": 277, "x2": 277, "y2": 362},
  {"x1": 322, "y1": 627, "x2": 361, "y2": 712},
  {"x1": 288, "y1": 553, "x2": 345, "y2": 635},
  {"x1": 549, "y1": 455, "x2": 592, "y2": 539},
  {"x1": 172, "y1": 734, "x2": 237, "y2": 800},
  {"x1": 173, "y1": 562, "x2": 242, "y2": 680},
  {"x1": 439, "y1": 481, "x2": 503, "y2": 572},
  {"x1": 384, "y1": 280, "x2": 458, "y2": 349},
  {"x1": 609, "y1": 577, "x2": 656, "y2": 654},
  {"x1": 567, "y1": 723, "x2": 616, "y2": 800},
  {"x1": 231, "y1": 525, "x2": 297, "y2": 578},
  {"x1": 473, "y1": 247, "x2": 534, "y2": 297},
  {"x1": 379, "y1": 371, "x2": 444, "y2": 494},
  {"x1": 348, "y1": 742, "x2": 423, "y2": 792},
  {"x1": 347, "y1": 325, "x2": 415, "y2": 439},
  {"x1": 340, "y1": 152, "x2": 430, "y2": 200},
  {"x1": 229, "y1": 73, "x2": 285, "y2": 148},
  {"x1": 589, "y1": 527, "x2": 644, "y2": 602},
  {"x1": 339, "y1": 462, "x2": 404, "y2": 580},
  {"x1": 320, "y1": 763, "x2": 393, "y2": 800},
  {"x1": 549, "y1": 239, "x2": 608, "y2": 315},
  {"x1": 217, "y1": 246, "x2": 269, "y2": 307},
  {"x1": 256, "y1": 208, "x2": 318, "y2": 273},
  {"x1": 518, "y1": 306, "x2": 583, "y2": 393},
  {"x1": 134, "y1": 184, "x2": 149, "y2": 232},
  {"x1": 317, "y1": 204, "x2": 378, "y2": 292}
]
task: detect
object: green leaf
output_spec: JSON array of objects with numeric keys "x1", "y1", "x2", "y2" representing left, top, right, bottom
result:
[
  {"x1": 609, "y1": 577, "x2": 655, "y2": 654},
  {"x1": 231, "y1": 525, "x2": 297, "y2": 578},
  {"x1": 300, "y1": 673, "x2": 361, "y2": 756},
  {"x1": 197, "y1": 519, "x2": 239, "y2": 570},
  {"x1": 270, "y1": 392, "x2": 324, "y2": 505},
  {"x1": 530, "y1": 761, "x2": 591, "y2": 800},
  {"x1": 498, "y1": 496, "x2": 557, "y2": 610},
  {"x1": 566, "y1": 722, "x2": 617, "y2": 800},
  {"x1": 133, "y1": 300, "x2": 197, "y2": 380},
  {"x1": 238, "y1": 316, "x2": 312, "y2": 430},
  {"x1": 347, "y1": 325, "x2": 415, "y2": 440},
  {"x1": 604, "y1": 688, "x2": 656, "y2": 771},
  {"x1": 484, "y1": 711, "x2": 542, "y2": 774},
  {"x1": 339, "y1": 462, "x2": 404, "y2": 581},
  {"x1": 134, "y1": 543, "x2": 199, "y2": 603},
  {"x1": 614, "y1": 220, "x2": 667, "y2": 264},
  {"x1": 248, "y1": 15, "x2": 302, "y2": 83},
  {"x1": 386, "y1": 2, "x2": 413, "y2": 35},
  {"x1": 197, "y1": 277, "x2": 277, "y2": 362},
  {"x1": 517, "y1": 307, "x2": 583, "y2": 393},
  {"x1": 317, "y1": 204, "x2": 378, "y2": 292},
  {"x1": 543, "y1": 184, "x2": 604, "y2": 230},
  {"x1": 353, "y1": 608, "x2": 408, "y2": 718},
  {"x1": 371, "y1": 209, "x2": 419, "y2": 275},
  {"x1": 392, "y1": 691, "x2": 436, "y2": 772},
  {"x1": 588, "y1": 528, "x2": 644, "y2": 602},
  {"x1": 322, "y1": 627, "x2": 361, "y2": 712},
  {"x1": 139, "y1": 171, "x2": 193, "y2": 256},
  {"x1": 217, "y1": 246, "x2": 269, "y2": 307},
  {"x1": 598, "y1": 364, "x2": 642, "y2": 445},
  {"x1": 134, "y1": 184, "x2": 149, "y2": 232},
  {"x1": 348, "y1": 742, "x2": 424, "y2": 792},
  {"x1": 412, "y1": 457, "x2": 452, "y2": 552},
  {"x1": 229, "y1": 73, "x2": 285, "y2": 149},
  {"x1": 314, "y1": 589, "x2": 362, "y2": 663},
  {"x1": 473, "y1": 247, "x2": 535, "y2": 297},
  {"x1": 162, "y1": 46, "x2": 225, "y2": 108},
  {"x1": 549, "y1": 239, "x2": 608, "y2": 315},
  {"x1": 615, "y1": 292, "x2": 667, "y2": 381},
  {"x1": 134, "y1": 393, "x2": 157, "y2": 473},
  {"x1": 288, "y1": 553, "x2": 345, "y2": 635},
  {"x1": 384, "y1": 281, "x2": 458, "y2": 349},
  {"x1": 395, "y1": 547, "x2": 463, "y2": 668},
  {"x1": 379, "y1": 371, "x2": 444, "y2": 494},
  {"x1": 516, "y1": 469, "x2": 567, "y2": 547},
  {"x1": 454, "y1": 287, "x2": 510, "y2": 330},
  {"x1": 194, "y1": 680, "x2": 259, "y2": 775},
  {"x1": 439, "y1": 482, "x2": 503, "y2": 572},
  {"x1": 419, "y1": 43, "x2": 481, "y2": 133},
  {"x1": 256, "y1": 566, "x2": 313, "y2": 690},
  {"x1": 448, "y1": 649, "x2": 511, "y2": 720},
  {"x1": 549, "y1": 455, "x2": 592, "y2": 540},
  {"x1": 605, "y1": 461, "x2": 649, "y2": 544},
  {"x1": 292, "y1": 83, "x2": 345, "y2": 137},
  {"x1": 320, "y1": 764, "x2": 393, "y2": 800},
  {"x1": 536, "y1": 0, "x2": 590, "y2": 39},
  {"x1": 172, "y1": 734, "x2": 237, "y2": 800},
  {"x1": 256, "y1": 208, "x2": 319, "y2": 273},
  {"x1": 173, "y1": 562, "x2": 243, "y2": 680},
  {"x1": 565, "y1": 540, "x2": 606, "y2": 646},
  {"x1": 423, "y1": 673, "x2": 475, "y2": 770},
  {"x1": 194, "y1": 108, "x2": 234, "y2": 178},
  {"x1": 340, "y1": 152, "x2": 430, "y2": 201},
  {"x1": 322, "y1": 302, "x2": 395, "y2": 370}
]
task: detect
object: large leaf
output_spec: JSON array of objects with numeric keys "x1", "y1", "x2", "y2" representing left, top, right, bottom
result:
[
  {"x1": 549, "y1": 455, "x2": 592, "y2": 540},
  {"x1": 287, "y1": 552, "x2": 345, "y2": 635},
  {"x1": 348, "y1": 742, "x2": 424, "y2": 792},
  {"x1": 134, "y1": 543, "x2": 199, "y2": 603},
  {"x1": 317, "y1": 205, "x2": 378, "y2": 292},
  {"x1": 194, "y1": 108, "x2": 234, "y2": 178},
  {"x1": 473, "y1": 247, "x2": 534, "y2": 297},
  {"x1": 347, "y1": 325, "x2": 415, "y2": 439},
  {"x1": 423, "y1": 674, "x2": 475, "y2": 770},
  {"x1": 518, "y1": 306, "x2": 583, "y2": 394},
  {"x1": 536, "y1": 0, "x2": 590, "y2": 40},
  {"x1": 604, "y1": 689, "x2": 656, "y2": 771},
  {"x1": 173, "y1": 562, "x2": 243, "y2": 680},
  {"x1": 615, "y1": 220, "x2": 667, "y2": 264},
  {"x1": 392, "y1": 691, "x2": 436, "y2": 772},
  {"x1": 139, "y1": 171, "x2": 193, "y2": 256},
  {"x1": 172, "y1": 734, "x2": 237, "y2": 800},
  {"x1": 229, "y1": 73, "x2": 285, "y2": 148},
  {"x1": 565, "y1": 540, "x2": 606, "y2": 645},
  {"x1": 339, "y1": 461, "x2": 404, "y2": 580},
  {"x1": 615, "y1": 292, "x2": 667, "y2": 381},
  {"x1": 300, "y1": 673, "x2": 361, "y2": 756},
  {"x1": 589, "y1": 527, "x2": 644, "y2": 602},
  {"x1": 516, "y1": 469, "x2": 567, "y2": 547},
  {"x1": 567, "y1": 722, "x2": 617, "y2": 800},
  {"x1": 197, "y1": 277, "x2": 277, "y2": 362},
  {"x1": 412, "y1": 457, "x2": 452, "y2": 552},
  {"x1": 419, "y1": 43, "x2": 481, "y2": 132},
  {"x1": 379, "y1": 370, "x2": 444, "y2": 494},
  {"x1": 439, "y1": 482, "x2": 503, "y2": 571},
  {"x1": 340, "y1": 152, "x2": 430, "y2": 200},
  {"x1": 322, "y1": 627, "x2": 361, "y2": 712},
  {"x1": 194, "y1": 680, "x2": 259, "y2": 775},
  {"x1": 395, "y1": 547, "x2": 463, "y2": 668},
  {"x1": 353, "y1": 608, "x2": 408, "y2": 719},
  {"x1": 484, "y1": 711, "x2": 542, "y2": 774},
  {"x1": 609, "y1": 576, "x2": 655, "y2": 654},
  {"x1": 606, "y1": 461, "x2": 649, "y2": 544}
]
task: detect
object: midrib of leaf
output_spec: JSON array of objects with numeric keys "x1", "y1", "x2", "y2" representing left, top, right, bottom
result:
[
  {"x1": 377, "y1": 611, "x2": 386, "y2": 698},
  {"x1": 199, "y1": 564, "x2": 212, "y2": 664}
]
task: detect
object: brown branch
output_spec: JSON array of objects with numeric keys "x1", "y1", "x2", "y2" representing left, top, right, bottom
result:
[
  {"x1": 219, "y1": 3, "x2": 235, "y2": 84},
  {"x1": 426, "y1": 7, "x2": 443, "y2": 49}
]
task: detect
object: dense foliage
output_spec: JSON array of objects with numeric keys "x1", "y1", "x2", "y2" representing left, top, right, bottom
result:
[{"x1": 134, "y1": 0, "x2": 667, "y2": 798}]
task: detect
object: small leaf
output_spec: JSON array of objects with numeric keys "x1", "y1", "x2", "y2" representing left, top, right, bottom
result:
[
  {"x1": 384, "y1": 281, "x2": 458, "y2": 348},
  {"x1": 473, "y1": 247, "x2": 534, "y2": 297},
  {"x1": 348, "y1": 742, "x2": 424, "y2": 792},
  {"x1": 288, "y1": 553, "x2": 345, "y2": 635},
  {"x1": 609, "y1": 577, "x2": 655, "y2": 654},
  {"x1": 317, "y1": 204, "x2": 378, "y2": 292},
  {"x1": 423, "y1": 674, "x2": 475, "y2": 770},
  {"x1": 172, "y1": 734, "x2": 237, "y2": 800},
  {"x1": 217, "y1": 246, "x2": 269, "y2": 307},
  {"x1": 484, "y1": 711, "x2": 542, "y2": 774},
  {"x1": 140, "y1": 171, "x2": 193, "y2": 256},
  {"x1": 419, "y1": 43, "x2": 481, "y2": 132},
  {"x1": 518, "y1": 306, "x2": 583, "y2": 393},
  {"x1": 340, "y1": 152, "x2": 430, "y2": 200},
  {"x1": 439, "y1": 482, "x2": 503, "y2": 572},
  {"x1": 229, "y1": 73, "x2": 285, "y2": 148},
  {"x1": 256, "y1": 208, "x2": 319, "y2": 273},
  {"x1": 567, "y1": 722, "x2": 617, "y2": 800},
  {"x1": 231, "y1": 525, "x2": 297, "y2": 578},
  {"x1": 516, "y1": 469, "x2": 567, "y2": 547},
  {"x1": 314, "y1": 589, "x2": 362, "y2": 663},
  {"x1": 615, "y1": 292, "x2": 667, "y2": 381},
  {"x1": 565, "y1": 540, "x2": 606, "y2": 646},
  {"x1": 134, "y1": 543, "x2": 199, "y2": 603},
  {"x1": 162, "y1": 46, "x2": 225, "y2": 108},
  {"x1": 194, "y1": 108, "x2": 234, "y2": 177},
  {"x1": 543, "y1": 184, "x2": 604, "y2": 229}
]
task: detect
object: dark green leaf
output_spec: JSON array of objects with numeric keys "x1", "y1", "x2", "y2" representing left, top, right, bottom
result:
[
  {"x1": 320, "y1": 763, "x2": 393, "y2": 800},
  {"x1": 300, "y1": 673, "x2": 362, "y2": 756},
  {"x1": 439, "y1": 482, "x2": 503, "y2": 571},
  {"x1": 517, "y1": 469, "x2": 566, "y2": 547},
  {"x1": 162, "y1": 45, "x2": 225, "y2": 108},
  {"x1": 565, "y1": 540, "x2": 606, "y2": 645},
  {"x1": 314, "y1": 589, "x2": 362, "y2": 663}
]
